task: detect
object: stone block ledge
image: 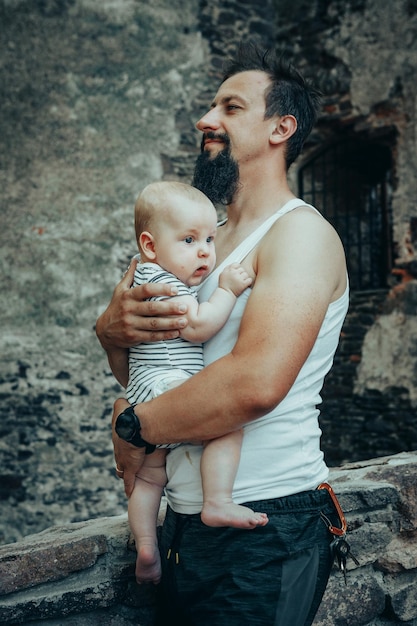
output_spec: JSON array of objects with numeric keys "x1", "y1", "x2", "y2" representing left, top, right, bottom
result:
[{"x1": 1, "y1": 452, "x2": 417, "y2": 625}]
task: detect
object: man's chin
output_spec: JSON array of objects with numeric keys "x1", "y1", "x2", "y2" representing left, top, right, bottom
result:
[
  {"x1": 192, "y1": 148, "x2": 240, "y2": 206},
  {"x1": 203, "y1": 143, "x2": 225, "y2": 155}
]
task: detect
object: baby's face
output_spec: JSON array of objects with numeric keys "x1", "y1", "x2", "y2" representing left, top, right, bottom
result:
[{"x1": 153, "y1": 194, "x2": 218, "y2": 286}]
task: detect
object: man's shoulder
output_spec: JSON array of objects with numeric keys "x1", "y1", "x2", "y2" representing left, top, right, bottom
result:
[
  {"x1": 266, "y1": 204, "x2": 340, "y2": 243},
  {"x1": 257, "y1": 206, "x2": 346, "y2": 278}
]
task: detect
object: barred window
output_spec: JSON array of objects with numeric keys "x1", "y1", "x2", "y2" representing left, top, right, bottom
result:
[{"x1": 298, "y1": 139, "x2": 393, "y2": 291}]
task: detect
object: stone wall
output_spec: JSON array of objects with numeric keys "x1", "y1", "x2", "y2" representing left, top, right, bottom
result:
[
  {"x1": 320, "y1": 285, "x2": 417, "y2": 467},
  {"x1": 274, "y1": 0, "x2": 417, "y2": 461},
  {"x1": 1, "y1": 0, "x2": 417, "y2": 551},
  {"x1": 0, "y1": 0, "x2": 209, "y2": 545},
  {"x1": 2, "y1": 452, "x2": 417, "y2": 626}
]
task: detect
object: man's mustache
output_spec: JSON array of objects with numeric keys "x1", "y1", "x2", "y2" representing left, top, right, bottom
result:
[{"x1": 200, "y1": 132, "x2": 230, "y2": 151}]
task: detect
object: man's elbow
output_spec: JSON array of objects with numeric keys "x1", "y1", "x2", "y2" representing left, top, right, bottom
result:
[{"x1": 237, "y1": 375, "x2": 289, "y2": 418}]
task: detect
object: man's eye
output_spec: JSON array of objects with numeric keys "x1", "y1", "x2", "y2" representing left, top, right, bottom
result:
[{"x1": 184, "y1": 236, "x2": 193, "y2": 244}]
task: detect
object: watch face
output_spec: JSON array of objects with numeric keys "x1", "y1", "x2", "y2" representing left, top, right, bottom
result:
[{"x1": 115, "y1": 410, "x2": 136, "y2": 440}]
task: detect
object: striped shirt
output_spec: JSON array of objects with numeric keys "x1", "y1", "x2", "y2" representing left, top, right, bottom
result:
[{"x1": 126, "y1": 263, "x2": 204, "y2": 405}]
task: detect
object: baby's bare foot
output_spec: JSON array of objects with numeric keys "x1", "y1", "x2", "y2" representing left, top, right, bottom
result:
[
  {"x1": 135, "y1": 542, "x2": 162, "y2": 585},
  {"x1": 201, "y1": 501, "x2": 269, "y2": 529}
]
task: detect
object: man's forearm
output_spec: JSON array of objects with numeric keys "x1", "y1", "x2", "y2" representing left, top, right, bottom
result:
[
  {"x1": 107, "y1": 346, "x2": 129, "y2": 388},
  {"x1": 135, "y1": 351, "x2": 280, "y2": 445},
  {"x1": 95, "y1": 308, "x2": 130, "y2": 387},
  {"x1": 112, "y1": 398, "x2": 146, "y2": 497},
  {"x1": 95, "y1": 309, "x2": 113, "y2": 352}
]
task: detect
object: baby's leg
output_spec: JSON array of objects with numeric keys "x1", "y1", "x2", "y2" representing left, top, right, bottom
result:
[
  {"x1": 128, "y1": 448, "x2": 167, "y2": 584},
  {"x1": 200, "y1": 429, "x2": 268, "y2": 529}
]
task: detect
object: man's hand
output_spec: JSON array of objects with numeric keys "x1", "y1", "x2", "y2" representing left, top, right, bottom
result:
[
  {"x1": 112, "y1": 398, "x2": 146, "y2": 497},
  {"x1": 96, "y1": 258, "x2": 189, "y2": 351}
]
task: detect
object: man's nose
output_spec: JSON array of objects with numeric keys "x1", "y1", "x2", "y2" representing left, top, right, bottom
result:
[{"x1": 196, "y1": 108, "x2": 220, "y2": 131}]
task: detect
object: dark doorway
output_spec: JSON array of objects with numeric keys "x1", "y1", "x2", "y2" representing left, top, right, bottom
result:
[{"x1": 298, "y1": 139, "x2": 393, "y2": 290}]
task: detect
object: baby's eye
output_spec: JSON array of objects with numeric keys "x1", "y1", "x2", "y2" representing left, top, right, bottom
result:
[
  {"x1": 184, "y1": 236, "x2": 194, "y2": 244},
  {"x1": 206, "y1": 236, "x2": 214, "y2": 243}
]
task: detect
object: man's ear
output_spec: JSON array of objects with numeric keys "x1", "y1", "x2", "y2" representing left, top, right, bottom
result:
[
  {"x1": 138, "y1": 231, "x2": 157, "y2": 260},
  {"x1": 270, "y1": 115, "x2": 297, "y2": 145}
]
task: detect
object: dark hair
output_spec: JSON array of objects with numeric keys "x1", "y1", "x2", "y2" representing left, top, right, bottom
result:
[{"x1": 222, "y1": 41, "x2": 322, "y2": 168}]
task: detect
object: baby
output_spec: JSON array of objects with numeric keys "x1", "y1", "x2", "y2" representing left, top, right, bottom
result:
[{"x1": 119, "y1": 181, "x2": 268, "y2": 584}]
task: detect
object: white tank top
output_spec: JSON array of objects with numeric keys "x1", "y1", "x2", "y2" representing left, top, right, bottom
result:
[{"x1": 164, "y1": 199, "x2": 349, "y2": 513}]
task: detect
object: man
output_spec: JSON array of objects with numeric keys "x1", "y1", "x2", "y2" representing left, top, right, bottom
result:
[{"x1": 96, "y1": 41, "x2": 349, "y2": 625}]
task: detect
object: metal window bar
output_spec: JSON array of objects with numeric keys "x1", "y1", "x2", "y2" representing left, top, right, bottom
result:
[{"x1": 298, "y1": 140, "x2": 391, "y2": 291}]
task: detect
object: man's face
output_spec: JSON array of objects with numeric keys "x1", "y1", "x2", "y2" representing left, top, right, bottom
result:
[{"x1": 193, "y1": 71, "x2": 273, "y2": 205}]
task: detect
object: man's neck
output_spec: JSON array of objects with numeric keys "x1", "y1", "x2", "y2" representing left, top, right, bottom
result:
[
  {"x1": 225, "y1": 171, "x2": 295, "y2": 227},
  {"x1": 214, "y1": 171, "x2": 295, "y2": 265}
]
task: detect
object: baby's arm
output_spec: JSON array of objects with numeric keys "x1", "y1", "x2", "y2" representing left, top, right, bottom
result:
[{"x1": 180, "y1": 263, "x2": 252, "y2": 343}]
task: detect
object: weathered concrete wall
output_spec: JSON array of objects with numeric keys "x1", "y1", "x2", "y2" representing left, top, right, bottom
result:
[
  {"x1": 2, "y1": 452, "x2": 417, "y2": 626},
  {"x1": 273, "y1": 0, "x2": 417, "y2": 465},
  {"x1": 1, "y1": 0, "x2": 417, "y2": 551},
  {"x1": 277, "y1": 0, "x2": 417, "y2": 402},
  {"x1": 0, "y1": 0, "x2": 275, "y2": 544},
  {"x1": 0, "y1": 0, "x2": 208, "y2": 545},
  {"x1": 321, "y1": 1, "x2": 417, "y2": 403},
  {"x1": 355, "y1": 281, "x2": 417, "y2": 402}
]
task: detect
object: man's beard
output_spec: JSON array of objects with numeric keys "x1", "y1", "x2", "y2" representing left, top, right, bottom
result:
[{"x1": 192, "y1": 136, "x2": 240, "y2": 206}]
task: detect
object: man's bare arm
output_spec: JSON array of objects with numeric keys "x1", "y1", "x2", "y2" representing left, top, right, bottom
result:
[
  {"x1": 112, "y1": 397, "x2": 146, "y2": 497},
  {"x1": 130, "y1": 210, "x2": 346, "y2": 446}
]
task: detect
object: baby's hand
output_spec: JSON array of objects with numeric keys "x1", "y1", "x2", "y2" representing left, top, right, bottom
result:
[{"x1": 219, "y1": 262, "x2": 252, "y2": 297}]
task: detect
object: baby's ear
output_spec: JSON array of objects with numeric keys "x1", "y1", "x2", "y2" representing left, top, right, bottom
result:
[{"x1": 138, "y1": 231, "x2": 156, "y2": 260}]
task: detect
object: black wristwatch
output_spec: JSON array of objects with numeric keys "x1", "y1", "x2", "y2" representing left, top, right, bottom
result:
[{"x1": 115, "y1": 406, "x2": 156, "y2": 454}]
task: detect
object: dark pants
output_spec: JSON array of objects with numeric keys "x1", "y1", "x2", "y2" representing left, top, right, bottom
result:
[{"x1": 155, "y1": 488, "x2": 338, "y2": 625}]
